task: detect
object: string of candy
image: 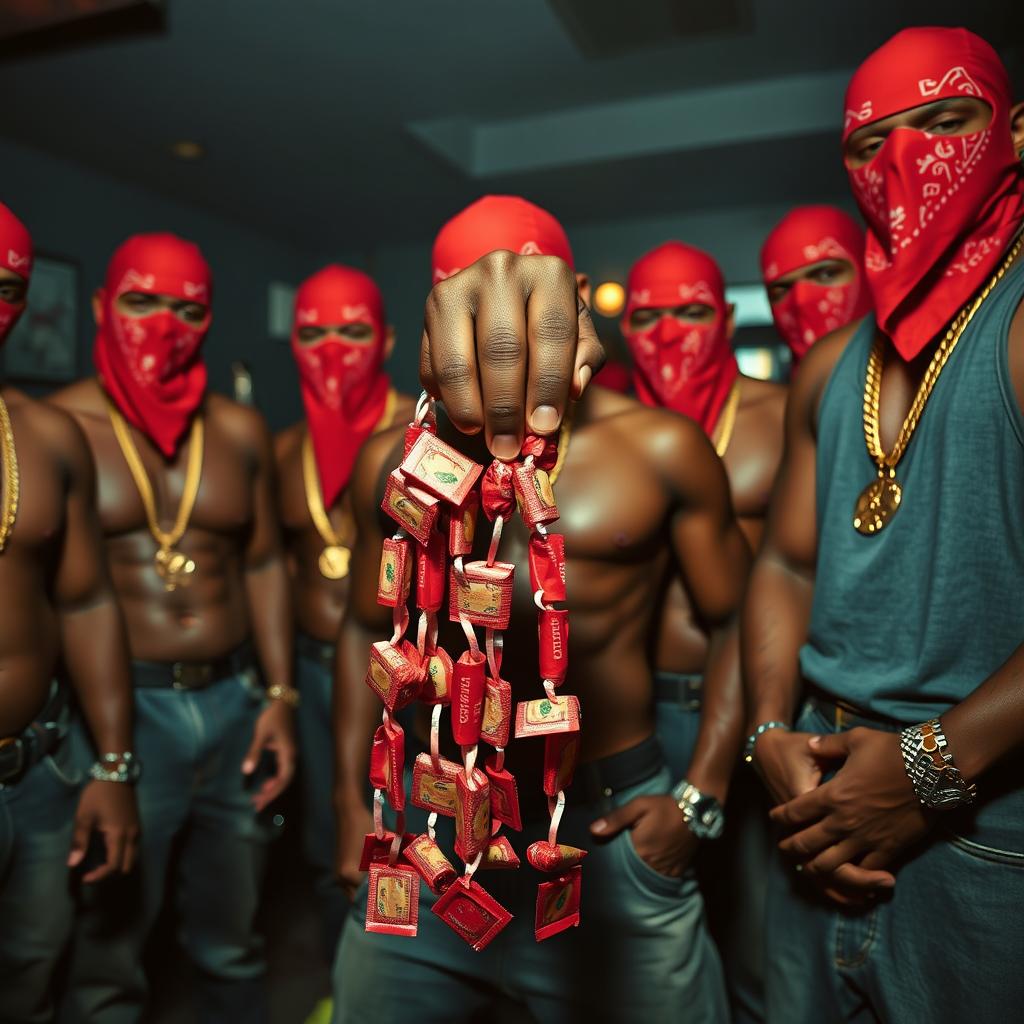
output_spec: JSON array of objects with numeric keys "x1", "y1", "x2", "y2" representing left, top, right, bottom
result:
[{"x1": 362, "y1": 391, "x2": 583, "y2": 948}]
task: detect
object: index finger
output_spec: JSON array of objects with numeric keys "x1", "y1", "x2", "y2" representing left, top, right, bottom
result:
[{"x1": 770, "y1": 781, "x2": 832, "y2": 828}]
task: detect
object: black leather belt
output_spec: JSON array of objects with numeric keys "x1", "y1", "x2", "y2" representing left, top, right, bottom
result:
[
  {"x1": 131, "y1": 642, "x2": 258, "y2": 690},
  {"x1": 296, "y1": 632, "x2": 336, "y2": 674},
  {"x1": 567, "y1": 735, "x2": 664, "y2": 806},
  {"x1": 654, "y1": 672, "x2": 703, "y2": 712},
  {"x1": 0, "y1": 683, "x2": 68, "y2": 784}
]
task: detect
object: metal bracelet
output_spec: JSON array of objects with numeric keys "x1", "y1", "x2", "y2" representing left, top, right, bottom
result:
[
  {"x1": 266, "y1": 683, "x2": 300, "y2": 709},
  {"x1": 899, "y1": 718, "x2": 976, "y2": 810},
  {"x1": 89, "y1": 751, "x2": 141, "y2": 784},
  {"x1": 744, "y1": 721, "x2": 790, "y2": 763}
]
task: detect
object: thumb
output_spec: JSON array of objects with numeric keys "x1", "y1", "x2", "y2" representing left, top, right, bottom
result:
[
  {"x1": 572, "y1": 298, "x2": 606, "y2": 399},
  {"x1": 808, "y1": 732, "x2": 850, "y2": 761},
  {"x1": 68, "y1": 815, "x2": 91, "y2": 868},
  {"x1": 241, "y1": 723, "x2": 263, "y2": 775},
  {"x1": 591, "y1": 798, "x2": 645, "y2": 840}
]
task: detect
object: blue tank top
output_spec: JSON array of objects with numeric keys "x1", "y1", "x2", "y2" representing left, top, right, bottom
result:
[{"x1": 800, "y1": 255, "x2": 1024, "y2": 723}]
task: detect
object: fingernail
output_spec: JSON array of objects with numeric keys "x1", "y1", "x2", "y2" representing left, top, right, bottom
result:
[
  {"x1": 491, "y1": 434, "x2": 519, "y2": 460},
  {"x1": 242, "y1": 760, "x2": 253, "y2": 774},
  {"x1": 591, "y1": 819, "x2": 607, "y2": 834},
  {"x1": 530, "y1": 405, "x2": 560, "y2": 433},
  {"x1": 577, "y1": 366, "x2": 592, "y2": 393},
  {"x1": 809, "y1": 735, "x2": 821, "y2": 746}
]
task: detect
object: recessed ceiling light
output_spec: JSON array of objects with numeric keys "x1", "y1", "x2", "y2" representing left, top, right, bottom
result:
[
  {"x1": 170, "y1": 140, "x2": 205, "y2": 161},
  {"x1": 593, "y1": 280, "x2": 625, "y2": 317}
]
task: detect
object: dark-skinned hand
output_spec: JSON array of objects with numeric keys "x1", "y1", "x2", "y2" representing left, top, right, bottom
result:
[
  {"x1": 68, "y1": 779, "x2": 140, "y2": 883},
  {"x1": 591, "y1": 795, "x2": 699, "y2": 878},
  {"x1": 242, "y1": 699, "x2": 296, "y2": 812}
]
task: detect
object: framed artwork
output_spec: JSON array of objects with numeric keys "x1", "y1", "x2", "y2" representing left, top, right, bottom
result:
[{"x1": 2, "y1": 254, "x2": 79, "y2": 383}]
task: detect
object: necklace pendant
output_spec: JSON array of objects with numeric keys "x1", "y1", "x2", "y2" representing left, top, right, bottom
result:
[
  {"x1": 853, "y1": 470, "x2": 902, "y2": 536},
  {"x1": 155, "y1": 547, "x2": 197, "y2": 591},
  {"x1": 319, "y1": 544, "x2": 351, "y2": 580}
]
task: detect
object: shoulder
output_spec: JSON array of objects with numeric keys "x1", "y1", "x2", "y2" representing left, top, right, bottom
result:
[
  {"x1": 391, "y1": 391, "x2": 418, "y2": 426},
  {"x1": 737, "y1": 375, "x2": 787, "y2": 433},
  {"x1": 790, "y1": 321, "x2": 866, "y2": 436},
  {"x1": 206, "y1": 392, "x2": 273, "y2": 448},
  {"x1": 274, "y1": 421, "x2": 305, "y2": 464},
  {"x1": 7, "y1": 388, "x2": 94, "y2": 479},
  {"x1": 47, "y1": 377, "x2": 107, "y2": 423}
]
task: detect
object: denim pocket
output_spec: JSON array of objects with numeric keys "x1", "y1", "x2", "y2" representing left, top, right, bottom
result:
[
  {"x1": 943, "y1": 831, "x2": 1024, "y2": 868},
  {"x1": 620, "y1": 827, "x2": 690, "y2": 900},
  {"x1": 43, "y1": 740, "x2": 84, "y2": 788}
]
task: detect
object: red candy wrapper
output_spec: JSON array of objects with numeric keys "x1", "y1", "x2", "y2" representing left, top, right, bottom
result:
[
  {"x1": 480, "y1": 835, "x2": 521, "y2": 870},
  {"x1": 454, "y1": 768, "x2": 491, "y2": 862},
  {"x1": 365, "y1": 641, "x2": 422, "y2": 713},
  {"x1": 421, "y1": 647, "x2": 454, "y2": 705},
  {"x1": 400, "y1": 431, "x2": 483, "y2": 507},
  {"x1": 448, "y1": 490, "x2": 479, "y2": 557},
  {"x1": 403, "y1": 423, "x2": 429, "y2": 460},
  {"x1": 432, "y1": 879, "x2": 513, "y2": 951},
  {"x1": 538, "y1": 608, "x2": 569, "y2": 684},
  {"x1": 381, "y1": 470, "x2": 439, "y2": 546},
  {"x1": 449, "y1": 560, "x2": 515, "y2": 630},
  {"x1": 527, "y1": 841, "x2": 588, "y2": 872},
  {"x1": 366, "y1": 862, "x2": 420, "y2": 938},
  {"x1": 515, "y1": 695, "x2": 581, "y2": 738},
  {"x1": 485, "y1": 757, "x2": 523, "y2": 831},
  {"x1": 410, "y1": 753, "x2": 460, "y2": 817},
  {"x1": 451, "y1": 650, "x2": 486, "y2": 745},
  {"x1": 521, "y1": 433, "x2": 559, "y2": 471},
  {"x1": 369, "y1": 719, "x2": 406, "y2": 810},
  {"x1": 534, "y1": 866, "x2": 582, "y2": 941},
  {"x1": 377, "y1": 537, "x2": 412, "y2": 608},
  {"x1": 513, "y1": 463, "x2": 559, "y2": 528},
  {"x1": 415, "y1": 529, "x2": 446, "y2": 613},
  {"x1": 480, "y1": 460, "x2": 515, "y2": 521},
  {"x1": 402, "y1": 833, "x2": 458, "y2": 894},
  {"x1": 528, "y1": 532, "x2": 566, "y2": 603},
  {"x1": 480, "y1": 676, "x2": 512, "y2": 748},
  {"x1": 358, "y1": 830, "x2": 397, "y2": 871},
  {"x1": 542, "y1": 732, "x2": 579, "y2": 797}
]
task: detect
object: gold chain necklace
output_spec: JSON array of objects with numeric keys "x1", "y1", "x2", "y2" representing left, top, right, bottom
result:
[
  {"x1": 304, "y1": 388, "x2": 398, "y2": 579},
  {"x1": 548, "y1": 403, "x2": 573, "y2": 488},
  {"x1": 0, "y1": 395, "x2": 19, "y2": 552},
  {"x1": 107, "y1": 400, "x2": 205, "y2": 590},
  {"x1": 853, "y1": 233, "x2": 1024, "y2": 536},
  {"x1": 713, "y1": 381, "x2": 741, "y2": 458}
]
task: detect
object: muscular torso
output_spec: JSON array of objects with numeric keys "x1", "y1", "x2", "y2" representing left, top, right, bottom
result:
[
  {"x1": 0, "y1": 388, "x2": 69, "y2": 734},
  {"x1": 50, "y1": 378, "x2": 256, "y2": 662},
  {"x1": 654, "y1": 375, "x2": 786, "y2": 675}
]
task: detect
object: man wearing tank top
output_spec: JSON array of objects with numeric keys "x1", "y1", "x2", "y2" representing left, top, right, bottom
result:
[{"x1": 743, "y1": 27, "x2": 1024, "y2": 1022}]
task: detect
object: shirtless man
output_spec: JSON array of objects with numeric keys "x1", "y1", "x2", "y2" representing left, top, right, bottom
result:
[
  {"x1": 0, "y1": 202, "x2": 138, "y2": 1024},
  {"x1": 51, "y1": 232, "x2": 297, "y2": 1024},
  {"x1": 760, "y1": 204, "x2": 872, "y2": 369},
  {"x1": 743, "y1": 28, "x2": 1024, "y2": 1021},
  {"x1": 332, "y1": 197, "x2": 751, "y2": 1022},
  {"x1": 275, "y1": 264, "x2": 414, "y2": 963}
]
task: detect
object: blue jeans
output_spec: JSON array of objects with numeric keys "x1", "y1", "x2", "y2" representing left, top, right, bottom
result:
[
  {"x1": 296, "y1": 640, "x2": 349, "y2": 962},
  {"x1": 61, "y1": 670, "x2": 272, "y2": 1024},
  {"x1": 765, "y1": 701, "x2": 1024, "y2": 1023},
  {"x1": 0, "y1": 728, "x2": 79, "y2": 1024},
  {"x1": 332, "y1": 750, "x2": 728, "y2": 1024}
]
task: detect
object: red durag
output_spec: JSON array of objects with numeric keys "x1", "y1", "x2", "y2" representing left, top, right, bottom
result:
[
  {"x1": 291, "y1": 265, "x2": 390, "y2": 507},
  {"x1": 844, "y1": 27, "x2": 1024, "y2": 361},
  {"x1": 94, "y1": 233, "x2": 211, "y2": 457},
  {"x1": 761, "y1": 205, "x2": 872, "y2": 361},
  {"x1": 622, "y1": 242, "x2": 738, "y2": 437},
  {"x1": 432, "y1": 195, "x2": 574, "y2": 283},
  {"x1": 0, "y1": 202, "x2": 33, "y2": 344}
]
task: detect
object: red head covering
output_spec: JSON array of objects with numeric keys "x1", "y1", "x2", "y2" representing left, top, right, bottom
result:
[
  {"x1": 844, "y1": 27, "x2": 1024, "y2": 361},
  {"x1": 94, "y1": 233, "x2": 211, "y2": 457},
  {"x1": 621, "y1": 241, "x2": 738, "y2": 437},
  {"x1": 431, "y1": 195, "x2": 574, "y2": 283},
  {"x1": 0, "y1": 202, "x2": 33, "y2": 344},
  {"x1": 291, "y1": 265, "x2": 391, "y2": 507},
  {"x1": 761, "y1": 205, "x2": 872, "y2": 362}
]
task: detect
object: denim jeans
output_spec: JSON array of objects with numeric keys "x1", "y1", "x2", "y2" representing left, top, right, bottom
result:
[
  {"x1": 295, "y1": 641, "x2": 349, "y2": 962},
  {"x1": 0, "y1": 728, "x2": 79, "y2": 1024},
  {"x1": 764, "y1": 701, "x2": 1024, "y2": 1023},
  {"x1": 61, "y1": 670, "x2": 272, "y2": 1024},
  {"x1": 332, "y1": 749, "x2": 728, "y2": 1024}
]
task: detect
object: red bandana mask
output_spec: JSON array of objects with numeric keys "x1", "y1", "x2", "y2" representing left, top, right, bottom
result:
[
  {"x1": 761, "y1": 205, "x2": 872, "y2": 362},
  {"x1": 0, "y1": 203, "x2": 33, "y2": 345},
  {"x1": 622, "y1": 242, "x2": 738, "y2": 437},
  {"x1": 844, "y1": 27, "x2": 1024, "y2": 361},
  {"x1": 291, "y1": 265, "x2": 390, "y2": 507},
  {"x1": 432, "y1": 195, "x2": 574, "y2": 283},
  {"x1": 94, "y1": 233, "x2": 211, "y2": 457}
]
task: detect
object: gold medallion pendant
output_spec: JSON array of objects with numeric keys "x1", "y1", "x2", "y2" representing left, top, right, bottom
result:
[
  {"x1": 852, "y1": 471, "x2": 902, "y2": 536},
  {"x1": 318, "y1": 544, "x2": 351, "y2": 580},
  {"x1": 155, "y1": 547, "x2": 198, "y2": 591}
]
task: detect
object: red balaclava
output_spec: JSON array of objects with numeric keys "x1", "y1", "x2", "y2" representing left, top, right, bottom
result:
[
  {"x1": 291, "y1": 265, "x2": 390, "y2": 507},
  {"x1": 844, "y1": 27, "x2": 1024, "y2": 361},
  {"x1": 431, "y1": 195, "x2": 574, "y2": 283},
  {"x1": 0, "y1": 203, "x2": 33, "y2": 344},
  {"x1": 622, "y1": 242, "x2": 738, "y2": 437},
  {"x1": 761, "y1": 205, "x2": 872, "y2": 362},
  {"x1": 94, "y1": 233, "x2": 211, "y2": 457}
]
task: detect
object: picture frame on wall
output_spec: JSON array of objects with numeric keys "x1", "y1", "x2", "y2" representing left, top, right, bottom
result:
[{"x1": 2, "y1": 254, "x2": 79, "y2": 384}]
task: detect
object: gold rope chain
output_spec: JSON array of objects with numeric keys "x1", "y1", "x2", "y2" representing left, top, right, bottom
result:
[
  {"x1": 863, "y1": 232, "x2": 1024, "y2": 470},
  {"x1": 0, "y1": 395, "x2": 20, "y2": 552},
  {"x1": 548, "y1": 402, "x2": 574, "y2": 488},
  {"x1": 714, "y1": 381, "x2": 741, "y2": 459}
]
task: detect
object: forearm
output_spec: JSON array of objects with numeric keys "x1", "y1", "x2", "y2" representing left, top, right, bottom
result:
[
  {"x1": 60, "y1": 596, "x2": 133, "y2": 752},
  {"x1": 245, "y1": 558, "x2": 294, "y2": 689}
]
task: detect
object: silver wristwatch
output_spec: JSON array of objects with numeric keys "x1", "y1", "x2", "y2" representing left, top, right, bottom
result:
[
  {"x1": 672, "y1": 779, "x2": 725, "y2": 840},
  {"x1": 89, "y1": 751, "x2": 141, "y2": 784},
  {"x1": 899, "y1": 719, "x2": 975, "y2": 810}
]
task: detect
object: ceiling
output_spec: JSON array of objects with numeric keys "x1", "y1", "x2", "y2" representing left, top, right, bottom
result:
[{"x1": 0, "y1": 0, "x2": 1021, "y2": 250}]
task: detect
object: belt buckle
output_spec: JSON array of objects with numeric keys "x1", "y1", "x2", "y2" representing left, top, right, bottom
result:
[
  {"x1": 0, "y1": 736, "x2": 25, "y2": 782},
  {"x1": 172, "y1": 662, "x2": 214, "y2": 690}
]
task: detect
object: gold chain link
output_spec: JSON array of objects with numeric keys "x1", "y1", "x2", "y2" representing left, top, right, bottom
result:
[
  {"x1": 714, "y1": 381, "x2": 741, "y2": 459},
  {"x1": 0, "y1": 394, "x2": 19, "y2": 552}
]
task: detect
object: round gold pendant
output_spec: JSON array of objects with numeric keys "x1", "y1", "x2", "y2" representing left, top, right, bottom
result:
[
  {"x1": 155, "y1": 547, "x2": 197, "y2": 591},
  {"x1": 319, "y1": 545, "x2": 351, "y2": 579},
  {"x1": 853, "y1": 474, "x2": 902, "y2": 536}
]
